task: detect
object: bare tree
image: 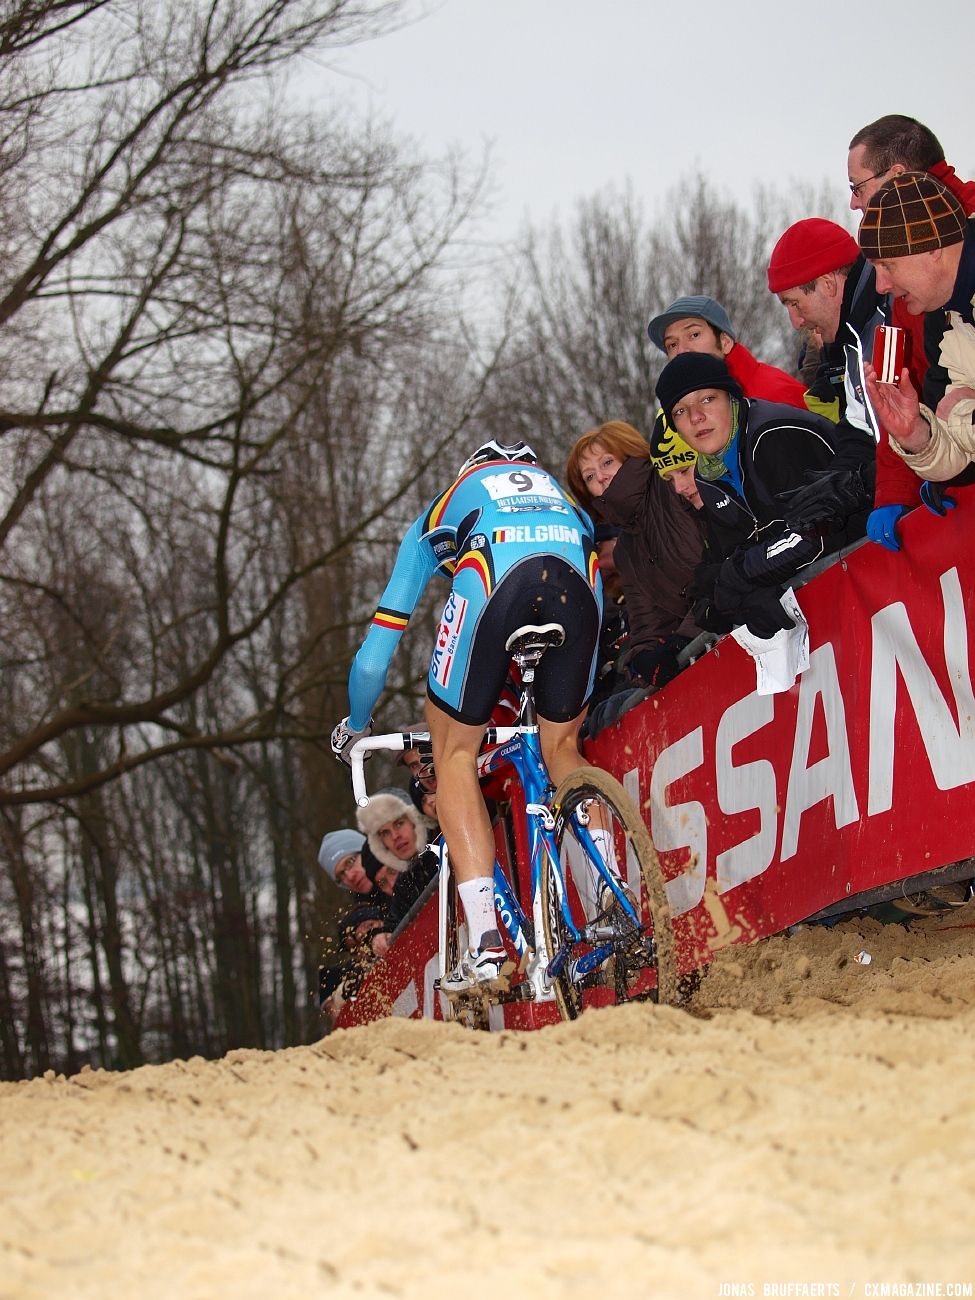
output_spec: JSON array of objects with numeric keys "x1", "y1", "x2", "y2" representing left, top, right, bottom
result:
[
  {"x1": 481, "y1": 174, "x2": 846, "y2": 461},
  {"x1": 0, "y1": 0, "x2": 497, "y2": 808},
  {"x1": 0, "y1": 0, "x2": 514, "y2": 1077}
]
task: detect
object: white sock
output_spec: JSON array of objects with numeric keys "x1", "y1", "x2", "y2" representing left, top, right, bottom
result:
[
  {"x1": 591, "y1": 827, "x2": 619, "y2": 876},
  {"x1": 458, "y1": 876, "x2": 497, "y2": 950}
]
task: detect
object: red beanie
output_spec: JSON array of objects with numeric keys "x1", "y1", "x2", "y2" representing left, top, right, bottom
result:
[{"x1": 767, "y1": 218, "x2": 860, "y2": 293}]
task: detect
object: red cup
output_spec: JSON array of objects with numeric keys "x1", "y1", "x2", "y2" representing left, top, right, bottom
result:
[{"x1": 872, "y1": 325, "x2": 905, "y2": 384}]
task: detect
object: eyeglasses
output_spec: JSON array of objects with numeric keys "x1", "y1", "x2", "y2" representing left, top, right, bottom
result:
[
  {"x1": 849, "y1": 168, "x2": 888, "y2": 199},
  {"x1": 334, "y1": 854, "x2": 359, "y2": 884}
]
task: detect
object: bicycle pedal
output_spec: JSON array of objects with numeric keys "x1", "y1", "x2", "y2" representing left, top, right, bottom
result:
[{"x1": 436, "y1": 960, "x2": 515, "y2": 1001}]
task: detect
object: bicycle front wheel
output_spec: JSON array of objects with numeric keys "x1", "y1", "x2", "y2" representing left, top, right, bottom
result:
[{"x1": 541, "y1": 764, "x2": 677, "y2": 1020}]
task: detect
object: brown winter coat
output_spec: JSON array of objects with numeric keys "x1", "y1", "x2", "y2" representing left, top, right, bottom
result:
[{"x1": 593, "y1": 457, "x2": 704, "y2": 650}]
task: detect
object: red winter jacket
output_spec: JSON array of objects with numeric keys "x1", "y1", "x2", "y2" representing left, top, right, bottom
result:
[{"x1": 726, "y1": 341, "x2": 807, "y2": 408}]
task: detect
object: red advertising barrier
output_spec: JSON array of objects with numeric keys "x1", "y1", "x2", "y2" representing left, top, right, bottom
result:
[{"x1": 336, "y1": 488, "x2": 975, "y2": 1031}]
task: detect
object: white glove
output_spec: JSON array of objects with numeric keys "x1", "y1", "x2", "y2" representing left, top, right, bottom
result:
[{"x1": 330, "y1": 717, "x2": 373, "y2": 766}]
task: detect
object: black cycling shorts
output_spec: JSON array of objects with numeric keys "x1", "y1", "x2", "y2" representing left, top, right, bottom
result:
[{"x1": 426, "y1": 554, "x2": 601, "y2": 726}]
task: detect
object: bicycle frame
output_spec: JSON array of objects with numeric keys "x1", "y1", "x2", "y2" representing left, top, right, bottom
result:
[{"x1": 348, "y1": 680, "x2": 644, "y2": 1012}]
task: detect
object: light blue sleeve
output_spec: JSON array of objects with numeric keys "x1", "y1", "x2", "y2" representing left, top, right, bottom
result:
[{"x1": 347, "y1": 515, "x2": 439, "y2": 730}]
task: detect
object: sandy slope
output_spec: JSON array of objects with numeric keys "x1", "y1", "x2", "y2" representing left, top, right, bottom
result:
[{"x1": 2, "y1": 907, "x2": 974, "y2": 1300}]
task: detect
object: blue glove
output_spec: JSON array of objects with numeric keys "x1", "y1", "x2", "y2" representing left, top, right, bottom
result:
[
  {"x1": 866, "y1": 504, "x2": 909, "y2": 552},
  {"x1": 919, "y1": 481, "x2": 957, "y2": 517}
]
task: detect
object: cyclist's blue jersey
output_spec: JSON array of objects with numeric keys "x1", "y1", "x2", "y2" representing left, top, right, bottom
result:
[{"x1": 347, "y1": 458, "x2": 598, "y2": 729}]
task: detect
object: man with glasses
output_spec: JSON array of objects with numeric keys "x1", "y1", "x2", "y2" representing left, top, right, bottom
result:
[
  {"x1": 842, "y1": 117, "x2": 975, "y2": 548},
  {"x1": 847, "y1": 116, "x2": 974, "y2": 217},
  {"x1": 847, "y1": 117, "x2": 974, "y2": 384},
  {"x1": 860, "y1": 173, "x2": 975, "y2": 485},
  {"x1": 318, "y1": 829, "x2": 376, "y2": 897}
]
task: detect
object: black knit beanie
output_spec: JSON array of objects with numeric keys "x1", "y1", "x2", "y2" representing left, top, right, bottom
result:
[{"x1": 654, "y1": 353, "x2": 744, "y2": 424}]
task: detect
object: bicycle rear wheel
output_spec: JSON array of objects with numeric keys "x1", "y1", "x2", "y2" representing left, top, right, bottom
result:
[{"x1": 541, "y1": 764, "x2": 676, "y2": 1020}]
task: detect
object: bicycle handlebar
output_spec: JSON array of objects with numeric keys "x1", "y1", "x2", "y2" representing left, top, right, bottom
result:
[
  {"x1": 349, "y1": 731, "x2": 427, "y2": 806},
  {"x1": 349, "y1": 726, "x2": 526, "y2": 806}
]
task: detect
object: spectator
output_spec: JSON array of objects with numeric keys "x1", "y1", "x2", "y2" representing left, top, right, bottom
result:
[
  {"x1": 655, "y1": 352, "x2": 872, "y2": 638},
  {"x1": 398, "y1": 738, "x2": 437, "y2": 793},
  {"x1": 647, "y1": 294, "x2": 808, "y2": 408},
  {"x1": 357, "y1": 787, "x2": 432, "y2": 871},
  {"x1": 766, "y1": 217, "x2": 891, "y2": 536},
  {"x1": 337, "y1": 905, "x2": 395, "y2": 962},
  {"x1": 365, "y1": 855, "x2": 399, "y2": 899},
  {"x1": 844, "y1": 116, "x2": 975, "y2": 548},
  {"x1": 767, "y1": 219, "x2": 869, "y2": 423},
  {"x1": 357, "y1": 786, "x2": 439, "y2": 926},
  {"x1": 648, "y1": 413, "x2": 703, "y2": 509},
  {"x1": 317, "y1": 829, "x2": 375, "y2": 896},
  {"x1": 847, "y1": 114, "x2": 975, "y2": 221},
  {"x1": 320, "y1": 905, "x2": 396, "y2": 1025},
  {"x1": 409, "y1": 774, "x2": 438, "y2": 827},
  {"x1": 566, "y1": 420, "x2": 704, "y2": 697},
  {"x1": 859, "y1": 173, "x2": 975, "y2": 483},
  {"x1": 586, "y1": 523, "x2": 631, "y2": 711}
]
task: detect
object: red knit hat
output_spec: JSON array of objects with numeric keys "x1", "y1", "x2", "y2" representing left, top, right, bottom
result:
[{"x1": 767, "y1": 218, "x2": 860, "y2": 293}]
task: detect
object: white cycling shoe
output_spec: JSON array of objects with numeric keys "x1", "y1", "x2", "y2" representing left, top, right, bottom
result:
[{"x1": 440, "y1": 931, "x2": 511, "y2": 994}]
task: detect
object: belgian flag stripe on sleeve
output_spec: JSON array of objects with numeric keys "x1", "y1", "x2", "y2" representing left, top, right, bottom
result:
[{"x1": 373, "y1": 606, "x2": 409, "y2": 631}]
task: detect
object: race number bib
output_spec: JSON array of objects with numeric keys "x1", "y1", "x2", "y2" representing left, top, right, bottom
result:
[{"x1": 480, "y1": 469, "x2": 563, "y2": 503}]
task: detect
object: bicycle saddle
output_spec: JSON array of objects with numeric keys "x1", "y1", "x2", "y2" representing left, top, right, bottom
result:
[{"x1": 505, "y1": 623, "x2": 566, "y2": 656}]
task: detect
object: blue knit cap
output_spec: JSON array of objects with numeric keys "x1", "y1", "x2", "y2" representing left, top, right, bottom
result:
[
  {"x1": 647, "y1": 295, "x2": 736, "y2": 353},
  {"x1": 318, "y1": 829, "x2": 365, "y2": 882}
]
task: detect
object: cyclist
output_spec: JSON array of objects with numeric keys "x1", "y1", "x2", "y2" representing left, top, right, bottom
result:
[{"x1": 332, "y1": 441, "x2": 603, "y2": 992}]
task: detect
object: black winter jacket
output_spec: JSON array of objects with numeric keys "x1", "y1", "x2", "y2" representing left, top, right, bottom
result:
[{"x1": 695, "y1": 398, "x2": 873, "y2": 591}]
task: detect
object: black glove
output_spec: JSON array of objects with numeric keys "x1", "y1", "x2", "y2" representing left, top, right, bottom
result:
[
  {"x1": 690, "y1": 560, "x2": 723, "y2": 601},
  {"x1": 919, "y1": 480, "x2": 957, "y2": 517},
  {"x1": 627, "y1": 635, "x2": 691, "y2": 689},
  {"x1": 713, "y1": 557, "x2": 795, "y2": 639},
  {"x1": 779, "y1": 465, "x2": 874, "y2": 531},
  {"x1": 735, "y1": 587, "x2": 796, "y2": 639},
  {"x1": 691, "y1": 594, "x2": 735, "y2": 635},
  {"x1": 583, "y1": 687, "x2": 647, "y2": 739},
  {"x1": 688, "y1": 561, "x2": 732, "y2": 632}
]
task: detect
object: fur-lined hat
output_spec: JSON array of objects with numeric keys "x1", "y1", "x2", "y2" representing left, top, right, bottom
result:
[{"x1": 355, "y1": 787, "x2": 433, "y2": 872}]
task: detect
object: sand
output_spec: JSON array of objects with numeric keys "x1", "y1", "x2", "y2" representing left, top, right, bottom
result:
[{"x1": 2, "y1": 905, "x2": 974, "y2": 1300}]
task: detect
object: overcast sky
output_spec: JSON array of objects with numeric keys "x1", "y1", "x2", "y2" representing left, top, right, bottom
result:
[{"x1": 299, "y1": 0, "x2": 974, "y2": 243}]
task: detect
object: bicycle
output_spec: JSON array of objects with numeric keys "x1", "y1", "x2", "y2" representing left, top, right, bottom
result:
[{"x1": 348, "y1": 622, "x2": 677, "y2": 1026}]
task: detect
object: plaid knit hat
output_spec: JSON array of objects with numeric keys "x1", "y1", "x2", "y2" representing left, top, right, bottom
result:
[
  {"x1": 859, "y1": 172, "x2": 966, "y2": 260},
  {"x1": 648, "y1": 410, "x2": 697, "y2": 476},
  {"x1": 654, "y1": 353, "x2": 743, "y2": 424},
  {"x1": 767, "y1": 219, "x2": 860, "y2": 293},
  {"x1": 647, "y1": 295, "x2": 735, "y2": 353}
]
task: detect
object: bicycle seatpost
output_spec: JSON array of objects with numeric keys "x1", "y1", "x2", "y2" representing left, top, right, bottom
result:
[{"x1": 504, "y1": 623, "x2": 565, "y2": 729}]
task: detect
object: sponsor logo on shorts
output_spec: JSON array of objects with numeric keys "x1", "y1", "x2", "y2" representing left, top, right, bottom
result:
[
  {"x1": 431, "y1": 591, "x2": 468, "y2": 689},
  {"x1": 492, "y1": 524, "x2": 581, "y2": 545}
]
